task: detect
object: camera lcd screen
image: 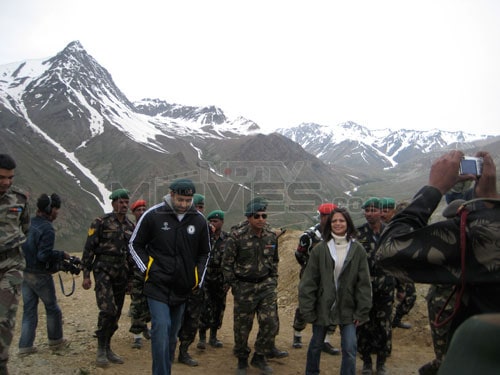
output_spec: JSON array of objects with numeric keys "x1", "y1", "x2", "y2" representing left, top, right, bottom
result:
[{"x1": 460, "y1": 159, "x2": 478, "y2": 175}]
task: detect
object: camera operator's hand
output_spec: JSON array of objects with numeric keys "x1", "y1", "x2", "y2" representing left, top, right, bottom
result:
[
  {"x1": 429, "y1": 150, "x2": 475, "y2": 194},
  {"x1": 82, "y1": 277, "x2": 92, "y2": 290},
  {"x1": 474, "y1": 152, "x2": 499, "y2": 201}
]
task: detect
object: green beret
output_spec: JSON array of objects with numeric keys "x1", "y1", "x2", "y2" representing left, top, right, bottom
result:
[
  {"x1": 362, "y1": 197, "x2": 380, "y2": 208},
  {"x1": 193, "y1": 194, "x2": 205, "y2": 206},
  {"x1": 109, "y1": 188, "x2": 130, "y2": 201},
  {"x1": 169, "y1": 178, "x2": 196, "y2": 196},
  {"x1": 245, "y1": 200, "x2": 267, "y2": 216},
  {"x1": 207, "y1": 210, "x2": 224, "y2": 220},
  {"x1": 379, "y1": 197, "x2": 396, "y2": 209},
  {"x1": 245, "y1": 197, "x2": 268, "y2": 210}
]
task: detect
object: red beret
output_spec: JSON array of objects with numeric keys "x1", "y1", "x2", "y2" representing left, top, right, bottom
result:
[
  {"x1": 131, "y1": 199, "x2": 147, "y2": 212},
  {"x1": 317, "y1": 203, "x2": 337, "y2": 215}
]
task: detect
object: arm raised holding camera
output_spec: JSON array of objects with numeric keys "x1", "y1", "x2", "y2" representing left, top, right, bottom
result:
[{"x1": 376, "y1": 150, "x2": 500, "y2": 284}]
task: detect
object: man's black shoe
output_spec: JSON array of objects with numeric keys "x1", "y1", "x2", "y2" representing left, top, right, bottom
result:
[
  {"x1": 236, "y1": 358, "x2": 248, "y2": 375},
  {"x1": 178, "y1": 352, "x2": 198, "y2": 366},
  {"x1": 209, "y1": 337, "x2": 223, "y2": 348},
  {"x1": 322, "y1": 342, "x2": 340, "y2": 355},
  {"x1": 251, "y1": 354, "x2": 273, "y2": 375},
  {"x1": 267, "y1": 346, "x2": 289, "y2": 359},
  {"x1": 393, "y1": 320, "x2": 412, "y2": 329},
  {"x1": 292, "y1": 335, "x2": 302, "y2": 349}
]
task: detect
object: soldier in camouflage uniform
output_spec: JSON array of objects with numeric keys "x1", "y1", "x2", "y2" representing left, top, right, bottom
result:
[
  {"x1": 197, "y1": 210, "x2": 229, "y2": 350},
  {"x1": 0, "y1": 154, "x2": 30, "y2": 375},
  {"x1": 82, "y1": 188, "x2": 135, "y2": 368},
  {"x1": 222, "y1": 200, "x2": 279, "y2": 375},
  {"x1": 376, "y1": 150, "x2": 500, "y2": 374},
  {"x1": 418, "y1": 188, "x2": 472, "y2": 375},
  {"x1": 293, "y1": 203, "x2": 339, "y2": 355},
  {"x1": 128, "y1": 199, "x2": 151, "y2": 349},
  {"x1": 356, "y1": 197, "x2": 395, "y2": 375},
  {"x1": 380, "y1": 198, "x2": 417, "y2": 330}
]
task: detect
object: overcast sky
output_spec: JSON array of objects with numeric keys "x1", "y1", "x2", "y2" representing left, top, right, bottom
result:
[{"x1": 1, "y1": 0, "x2": 499, "y2": 135}]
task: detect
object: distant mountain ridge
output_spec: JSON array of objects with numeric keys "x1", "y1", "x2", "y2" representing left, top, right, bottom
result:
[
  {"x1": 0, "y1": 41, "x2": 498, "y2": 249},
  {"x1": 276, "y1": 121, "x2": 494, "y2": 170}
]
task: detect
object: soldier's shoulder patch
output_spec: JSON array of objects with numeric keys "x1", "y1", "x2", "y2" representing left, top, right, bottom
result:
[
  {"x1": 11, "y1": 188, "x2": 28, "y2": 200},
  {"x1": 88, "y1": 227, "x2": 96, "y2": 236}
]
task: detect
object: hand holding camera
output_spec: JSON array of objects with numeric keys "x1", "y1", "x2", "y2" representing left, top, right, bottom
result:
[
  {"x1": 429, "y1": 150, "x2": 497, "y2": 200},
  {"x1": 459, "y1": 156, "x2": 483, "y2": 176},
  {"x1": 50, "y1": 255, "x2": 82, "y2": 275}
]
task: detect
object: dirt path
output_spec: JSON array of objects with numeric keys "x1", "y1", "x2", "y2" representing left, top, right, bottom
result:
[{"x1": 10, "y1": 230, "x2": 435, "y2": 374}]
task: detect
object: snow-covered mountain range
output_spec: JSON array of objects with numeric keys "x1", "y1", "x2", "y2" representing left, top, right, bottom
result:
[
  {"x1": 276, "y1": 121, "x2": 493, "y2": 169},
  {"x1": 0, "y1": 40, "x2": 498, "y2": 249}
]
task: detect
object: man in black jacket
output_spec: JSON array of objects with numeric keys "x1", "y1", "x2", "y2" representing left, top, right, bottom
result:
[{"x1": 129, "y1": 179, "x2": 210, "y2": 375}]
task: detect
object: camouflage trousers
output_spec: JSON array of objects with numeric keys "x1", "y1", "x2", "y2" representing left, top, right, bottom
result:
[
  {"x1": 178, "y1": 287, "x2": 204, "y2": 347},
  {"x1": 426, "y1": 284, "x2": 456, "y2": 360},
  {"x1": 199, "y1": 279, "x2": 227, "y2": 332},
  {"x1": 129, "y1": 271, "x2": 150, "y2": 334},
  {"x1": 232, "y1": 279, "x2": 278, "y2": 358},
  {"x1": 0, "y1": 252, "x2": 24, "y2": 363},
  {"x1": 357, "y1": 276, "x2": 395, "y2": 359},
  {"x1": 394, "y1": 282, "x2": 417, "y2": 317},
  {"x1": 93, "y1": 264, "x2": 128, "y2": 338}
]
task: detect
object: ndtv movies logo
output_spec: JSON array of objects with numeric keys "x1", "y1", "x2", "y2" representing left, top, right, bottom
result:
[{"x1": 111, "y1": 160, "x2": 365, "y2": 215}]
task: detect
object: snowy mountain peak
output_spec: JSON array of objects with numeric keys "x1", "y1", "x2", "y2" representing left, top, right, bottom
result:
[{"x1": 277, "y1": 121, "x2": 494, "y2": 169}]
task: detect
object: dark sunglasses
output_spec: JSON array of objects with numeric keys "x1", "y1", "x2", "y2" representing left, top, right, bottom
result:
[{"x1": 252, "y1": 213, "x2": 268, "y2": 219}]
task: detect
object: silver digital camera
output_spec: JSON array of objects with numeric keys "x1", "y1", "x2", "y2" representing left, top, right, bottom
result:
[{"x1": 459, "y1": 156, "x2": 483, "y2": 176}]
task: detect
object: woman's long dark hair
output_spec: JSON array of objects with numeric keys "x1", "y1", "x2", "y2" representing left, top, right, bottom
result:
[{"x1": 322, "y1": 207, "x2": 358, "y2": 242}]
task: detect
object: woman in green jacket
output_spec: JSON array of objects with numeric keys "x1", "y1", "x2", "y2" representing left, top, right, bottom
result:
[{"x1": 299, "y1": 207, "x2": 372, "y2": 375}]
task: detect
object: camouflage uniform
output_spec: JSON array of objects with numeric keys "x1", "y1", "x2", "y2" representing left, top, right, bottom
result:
[
  {"x1": 356, "y1": 222, "x2": 395, "y2": 364},
  {"x1": 177, "y1": 287, "x2": 204, "y2": 356},
  {"x1": 393, "y1": 280, "x2": 417, "y2": 324},
  {"x1": 376, "y1": 187, "x2": 500, "y2": 373},
  {"x1": 81, "y1": 213, "x2": 134, "y2": 348},
  {"x1": 128, "y1": 268, "x2": 150, "y2": 335},
  {"x1": 222, "y1": 224, "x2": 279, "y2": 360},
  {"x1": 0, "y1": 188, "x2": 29, "y2": 370},
  {"x1": 426, "y1": 284, "x2": 456, "y2": 361},
  {"x1": 199, "y1": 230, "x2": 229, "y2": 336}
]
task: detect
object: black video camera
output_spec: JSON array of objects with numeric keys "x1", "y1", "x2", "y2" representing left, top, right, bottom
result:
[{"x1": 50, "y1": 256, "x2": 82, "y2": 275}]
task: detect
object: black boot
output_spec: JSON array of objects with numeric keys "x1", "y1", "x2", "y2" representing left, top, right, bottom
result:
[
  {"x1": 361, "y1": 355, "x2": 373, "y2": 375},
  {"x1": 197, "y1": 329, "x2": 207, "y2": 350},
  {"x1": 0, "y1": 359, "x2": 9, "y2": 375},
  {"x1": 178, "y1": 342, "x2": 198, "y2": 366},
  {"x1": 392, "y1": 312, "x2": 412, "y2": 329},
  {"x1": 251, "y1": 353, "x2": 273, "y2": 375},
  {"x1": 209, "y1": 328, "x2": 223, "y2": 348},
  {"x1": 96, "y1": 335, "x2": 109, "y2": 368},
  {"x1": 106, "y1": 336, "x2": 124, "y2": 364},
  {"x1": 376, "y1": 355, "x2": 387, "y2": 375},
  {"x1": 236, "y1": 357, "x2": 248, "y2": 375},
  {"x1": 322, "y1": 342, "x2": 340, "y2": 355},
  {"x1": 267, "y1": 346, "x2": 289, "y2": 359},
  {"x1": 292, "y1": 334, "x2": 302, "y2": 348}
]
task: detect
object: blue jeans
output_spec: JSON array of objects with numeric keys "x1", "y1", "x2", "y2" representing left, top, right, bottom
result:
[
  {"x1": 147, "y1": 297, "x2": 185, "y2": 375},
  {"x1": 18, "y1": 272, "x2": 63, "y2": 349},
  {"x1": 306, "y1": 323, "x2": 357, "y2": 375}
]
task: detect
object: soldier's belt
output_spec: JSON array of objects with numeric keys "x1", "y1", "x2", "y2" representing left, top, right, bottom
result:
[
  {"x1": 0, "y1": 247, "x2": 20, "y2": 262},
  {"x1": 235, "y1": 274, "x2": 269, "y2": 283},
  {"x1": 96, "y1": 254, "x2": 126, "y2": 264}
]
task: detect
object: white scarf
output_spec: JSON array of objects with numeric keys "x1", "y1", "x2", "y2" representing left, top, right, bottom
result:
[{"x1": 327, "y1": 233, "x2": 350, "y2": 288}]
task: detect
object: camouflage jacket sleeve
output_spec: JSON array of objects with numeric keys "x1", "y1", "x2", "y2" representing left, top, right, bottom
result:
[
  {"x1": 221, "y1": 235, "x2": 237, "y2": 288},
  {"x1": 0, "y1": 189, "x2": 30, "y2": 251},
  {"x1": 81, "y1": 217, "x2": 102, "y2": 278},
  {"x1": 377, "y1": 185, "x2": 475, "y2": 284}
]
